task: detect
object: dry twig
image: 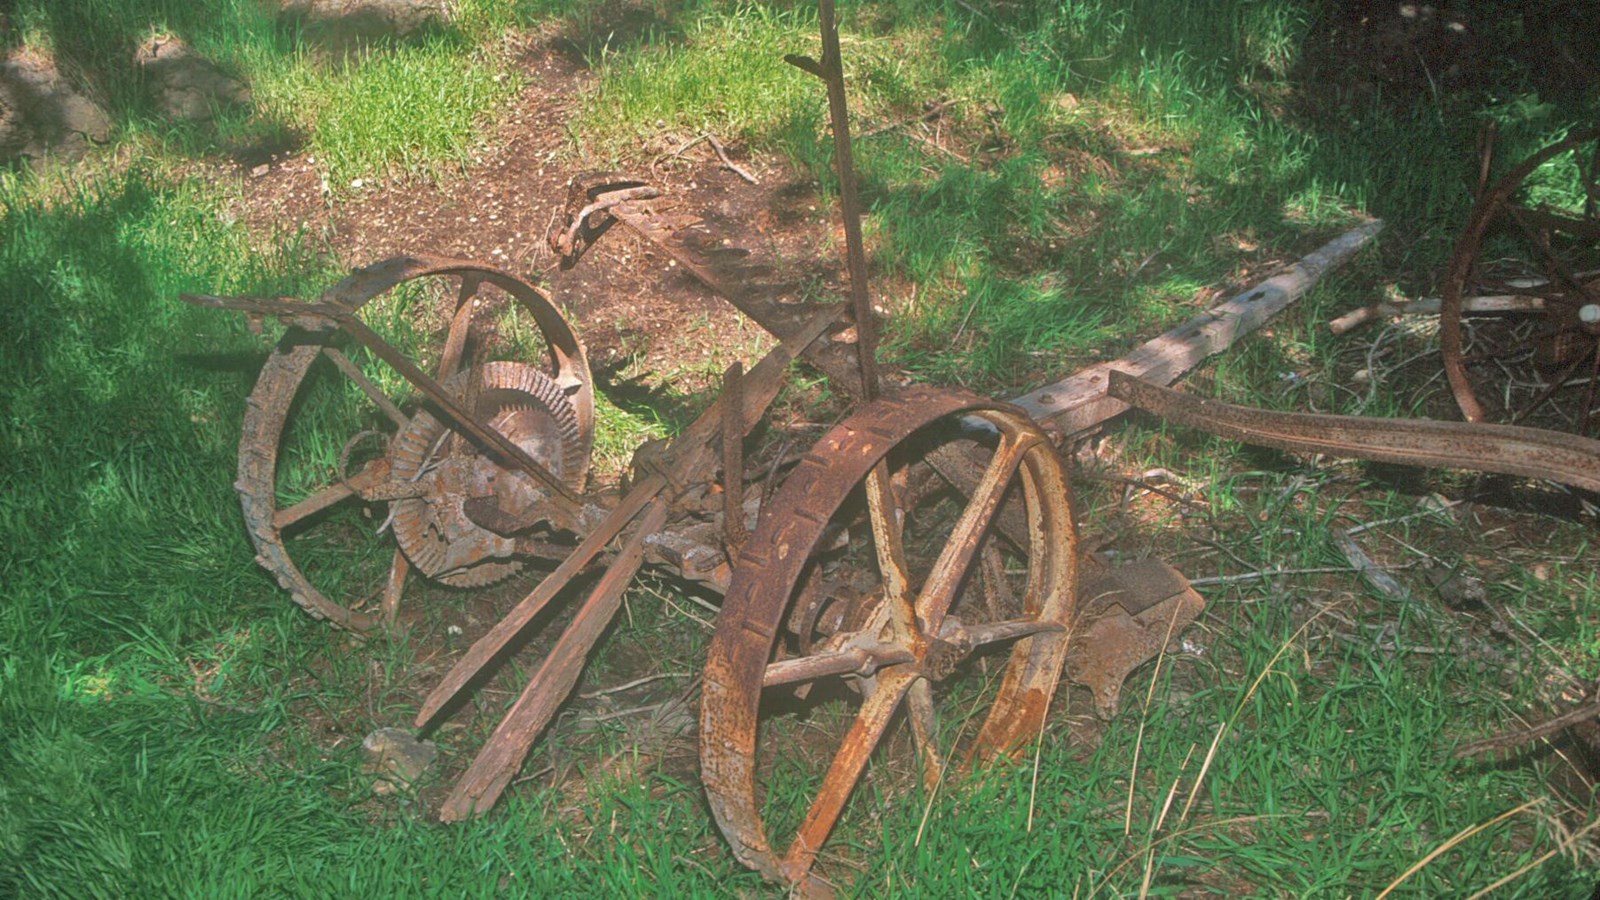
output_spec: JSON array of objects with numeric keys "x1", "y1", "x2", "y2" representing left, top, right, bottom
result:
[{"x1": 1455, "y1": 695, "x2": 1600, "y2": 758}]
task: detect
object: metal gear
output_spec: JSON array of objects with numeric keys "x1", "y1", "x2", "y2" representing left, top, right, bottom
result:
[{"x1": 388, "y1": 361, "x2": 588, "y2": 587}]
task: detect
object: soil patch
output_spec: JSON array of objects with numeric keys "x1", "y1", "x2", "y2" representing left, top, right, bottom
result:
[{"x1": 223, "y1": 39, "x2": 838, "y2": 404}]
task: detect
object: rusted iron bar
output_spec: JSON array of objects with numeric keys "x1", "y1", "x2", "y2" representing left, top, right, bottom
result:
[
  {"x1": 415, "y1": 473, "x2": 667, "y2": 730},
  {"x1": 786, "y1": 0, "x2": 880, "y2": 402},
  {"x1": 761, "y1": 617, "x2": 1065, "y2": 688},
  {"x1": 762, "y1": 644, "x2": 916, "y2": 688},
  {"x1": 439, "y1": 496, "x2": 670, "y2": 821},
  {"x1": 721, "y1": 361, "x2": 748, "y2": 551},
  {"x1": 270, "y1": 459, "x2": 394, "y2": 529},
  {"x1": 322, "y1": 347, "x2": 409, "y2": 427},
  {"x1": 1011, "y1": 220, "x2": 1382, "y2": 436},
  {"x1": 602, "y1": 201, "x2": 868, "y2": 397},
  {"x1": 182, "y1": 292, "x2": 584, "y2": 514},
  {"x1": 1107, "y1": 371, "x2": 1600, "y2": 494}
]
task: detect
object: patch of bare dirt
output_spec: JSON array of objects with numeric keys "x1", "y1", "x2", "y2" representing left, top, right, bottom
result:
[{"x1": 222, "y1": 39, "x2": 839, "y2": 405}]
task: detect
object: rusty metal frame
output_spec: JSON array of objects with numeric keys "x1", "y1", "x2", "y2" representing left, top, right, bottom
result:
[{"x1": 183, "y1": 255, "x2": 594, "y2": 631}]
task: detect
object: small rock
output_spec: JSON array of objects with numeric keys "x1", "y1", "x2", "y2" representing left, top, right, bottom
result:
[
  {"x1": 350, "y1": 177, "x2": 364, "y2": 188},
  {"x1": 250, "y1": 163, "x2": 270, "y2": 177},
  {"x1": 362, "y1": 727, "x2": 437, "y2": 793},
  {"x1": 1424, "y1": 566, "x2": 1487, "y2": 610}
]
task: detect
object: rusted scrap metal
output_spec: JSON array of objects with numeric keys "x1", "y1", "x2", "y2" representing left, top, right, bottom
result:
[
  {"x1": 548, "y1": 173, "x2": 661, "y2": 262},
  {"x1": 1106, "y1": 370, "x2": 1600, "y2": 495},
  {"x1": 701, "y1": 385, "x2": 1079, "y2": 890},
  {"x1": 419, "y1": 306, "x2": 843, "y2": 821},
  {"x1": 587, "y1": 192, "x2": 871, "y2": 397},
  {"x1": 720, "y1": 361, "x2": 748, "y2": 553},
  {"x1": 1012, "y1": 220, "x2": 1383, "y2": 437},
  {"x1": 1439, "y1": 126, "x2": 1600, "y2": 426},
  {"x1": 784, "y1": 0, "x2": 881, "y2": 403},
  {"x1": 182, "y1": 256, "x2": 595, "y2": 632},
  {"x1": 1068, "y1": 557, "x2": 1205, "y2": 718}
]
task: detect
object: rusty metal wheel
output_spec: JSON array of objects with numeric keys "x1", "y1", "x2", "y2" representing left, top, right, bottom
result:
[
  {"x1": 701, "y1": 385, "x2": 1078, "y2": 889},
  {"x1": 236, "y1": 256, "x2": 593, "y2": 632},
  {"x1": 1441, "y1": 126, "x2": 1600, "y2": 433}
]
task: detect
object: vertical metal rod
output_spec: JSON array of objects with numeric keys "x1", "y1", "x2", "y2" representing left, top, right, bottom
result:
[
  {"x1": 721, "y1": 361, "x2": 748, "y2": 550},
  {"x1": 816, "y1": 0, "x2": 880, "y2": 402}
]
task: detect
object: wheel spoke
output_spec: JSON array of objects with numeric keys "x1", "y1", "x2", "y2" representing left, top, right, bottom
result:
[
  {"x1": 779, "y1": 666, "x2": 917, "y2": 883},
  {"x1": 380, "y1": 549, "x2": 410, "y2": 626},
  {"x1": 438, "y1": 275, "x2": 482, "y2": 380},
  {"x1": 1509, "y1": 207, "x2": 1600, "y2": 307},
  {"x1": 1509, "y1": 348, "x2": 1593, "y2": 425},
  {"x1": 950, "y1": 616, "x2": 1066, "y2": 649},
  {"x1": 906, "y1": 678, "x2": 944, "y2": 795},
  {"x1": 913, "y1": 432, "x2": 1033, "y2": 633},
  {"x1": 761, "y1": 642, "x2": 915, "y2": 688},
  {"x1": 864, "y1": 462, "x2": 911, "y2": 607},
  {"x1": 322, "y1": 347, "x2": 408, "y2": 429},
  {"x1": 272, "y1": 458, "x2": 392, "y2": 530},
  {"x1": 1583, "y1": 343, "x2": 1600, "y2": 437}
]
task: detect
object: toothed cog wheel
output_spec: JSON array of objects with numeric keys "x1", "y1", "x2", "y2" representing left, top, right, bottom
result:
[{"x1": 388, "y1": 361, "x2": 588, "y2": 588}]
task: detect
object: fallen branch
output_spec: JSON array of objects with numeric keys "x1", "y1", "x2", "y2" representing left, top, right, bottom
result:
[
  {"x1": 705, "y1": 133, "x2": 758, "y2": 184},
  {"x1": 1187, "y1": 566, "x2": 1358, "y2": 587},
  {"x1": 1455, "y1": 696, "x2": 1600, "y2": 758},
  {"x1": 860, "y1": 98, "x2": 963, "y2": 139},
  {"x1": 1330, "y1": 529, "x2": 1411, "y2": 603},
  {"x1": 653, "y1": 132, "x2": 759, "y2": 184}
]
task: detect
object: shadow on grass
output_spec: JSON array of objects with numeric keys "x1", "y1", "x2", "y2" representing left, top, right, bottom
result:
[
  {"x1": 0, "y1": 169, "x2": 325, "y2": 647},
  {"x1": 3, "y1": 0, "x2": 520, "y2": 169}
]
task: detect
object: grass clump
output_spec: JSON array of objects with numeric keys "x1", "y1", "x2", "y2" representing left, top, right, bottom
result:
[
  {"x1": 256, "y1": 44, "x2": 520, "y2": 191},
  {"x1": 574, "y1": 4, "x2": 821, "y2": 155}
]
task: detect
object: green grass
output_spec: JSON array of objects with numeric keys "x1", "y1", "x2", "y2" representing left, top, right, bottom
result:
[
  {"x1": 4, "y1": 0, "x2": 1600, "y2": 896},
  {"x1": 6, "y1": 0, "x2": 526, "y2": 188}
]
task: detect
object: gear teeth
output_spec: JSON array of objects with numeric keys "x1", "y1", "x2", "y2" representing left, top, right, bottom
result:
[
  {"x1": 227, "y1": 262, "x2": 592, "y2": 632},
  {"x1": 388, "y1": 362, "x2": 590, "y2": 587}
]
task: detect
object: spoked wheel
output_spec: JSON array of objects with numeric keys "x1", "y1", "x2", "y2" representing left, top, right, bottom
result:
[
  {"x1": 701, "y1": 386, "x2": 1078, "y2": 890},
  {"x1": 1441, "y1": 126, "x2": 1600, "y2": 433},
  {"x1": 236, "y1": 256, "x2": 593, "y2": 632}
]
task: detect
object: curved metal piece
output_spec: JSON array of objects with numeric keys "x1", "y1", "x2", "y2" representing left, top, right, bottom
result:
[
  {"x1": 1107, "y1": 371, "x2": 1600, "y2": 494},
  {"x1": 1440, "y1": 127, "x2": 1600, "y2": 426},
  {"x1": 701, "y1": 385, "x2": 1079, "y2": 889},
  {"x1": 231, "y1": 256, "x2": 594, "y2": 631}
]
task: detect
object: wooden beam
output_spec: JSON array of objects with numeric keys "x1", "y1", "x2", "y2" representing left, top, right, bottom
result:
[{"x1": 1009, "y1": 220, "x2": 1382, "y2": 436}]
